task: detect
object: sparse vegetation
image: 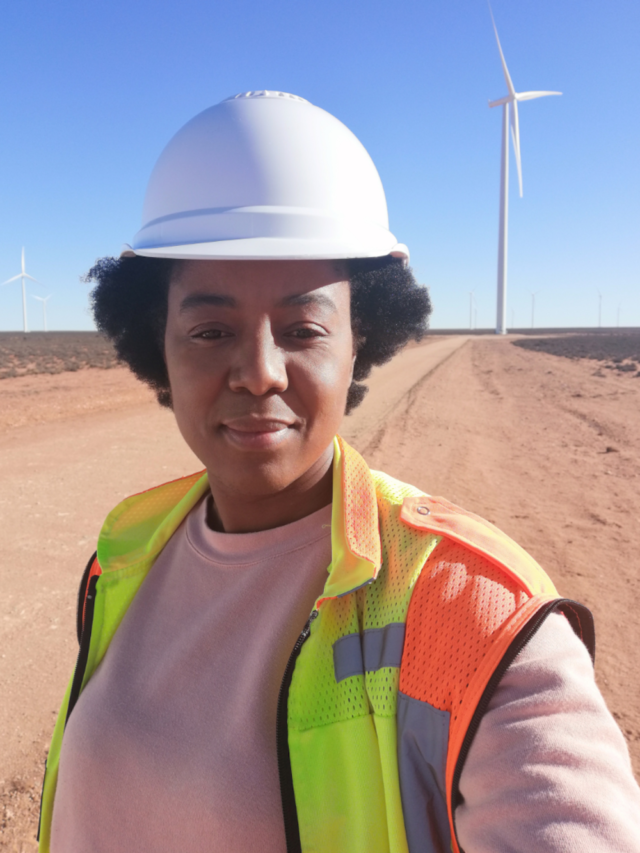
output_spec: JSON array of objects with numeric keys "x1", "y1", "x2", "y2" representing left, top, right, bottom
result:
[{"x1": 0, "y1": 332, "x2": 119, "y2": 380}]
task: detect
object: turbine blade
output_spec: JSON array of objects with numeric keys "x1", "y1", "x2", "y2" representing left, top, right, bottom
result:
[
  {"x1": 510, "y1": 100, "x2": 523, "y2": 197},
  {"x1": 489, "y1": 5, "x2": 516, "y2": 97},
  {"x1": 24, "y1": 274, "x2": 39, "y2": 283},
  {"x1": 21, "y1": 247, "x2": 25, "y2": 273},
  {"x1": 32, "y1": 295, "x2": 44, "y2": 302},
  {"x1": 2, "y1": 274, "x2": 21, "y2": 285},
  {"x1": 517, "y1": 90, "x2": 562, "y2": 101}
]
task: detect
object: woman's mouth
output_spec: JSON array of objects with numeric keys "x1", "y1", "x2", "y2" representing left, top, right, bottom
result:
[{"x1": 220, "y1": 419, "x2": 295, "y2": 450}]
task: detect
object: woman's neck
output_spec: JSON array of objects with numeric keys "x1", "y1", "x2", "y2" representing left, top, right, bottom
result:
[{"x1": 206, "y1": 445, "x2": 334, "y2": 534}]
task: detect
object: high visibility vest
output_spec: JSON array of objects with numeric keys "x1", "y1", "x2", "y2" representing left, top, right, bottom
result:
[{"x1": 38, "y1": 436, "x2": 594, "y2": 853}]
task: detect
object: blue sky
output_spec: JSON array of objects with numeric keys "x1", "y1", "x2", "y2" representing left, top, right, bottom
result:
[{"x1": 0, "y1": 0, "x2": 638, "y2": 331}]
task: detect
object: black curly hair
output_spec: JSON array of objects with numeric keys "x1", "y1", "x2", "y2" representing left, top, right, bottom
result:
[{"x1": 86, "y1": 255, "x2": 432, "y2": 414}]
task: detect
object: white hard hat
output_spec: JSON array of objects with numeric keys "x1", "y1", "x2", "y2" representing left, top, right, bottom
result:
[{"x1": 121, "y1": 91, "x2": 409, "y2": 263}]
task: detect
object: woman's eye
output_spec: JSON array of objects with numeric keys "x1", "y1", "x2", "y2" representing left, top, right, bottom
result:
[
  {"x1": 289, "y1": 327, "x2": 321, "y2": 339},
  {"x1": 192, "y1": 329, "x2": 228, "y2": 340}
]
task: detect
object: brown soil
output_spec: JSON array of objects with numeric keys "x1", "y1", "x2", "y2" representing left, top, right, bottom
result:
[
  {"x1": 1, "y1": 334, "x2": 639, "y2": 848},
  {"x1": 0, "y1": 368, "x2": 156, "y2": 433}
]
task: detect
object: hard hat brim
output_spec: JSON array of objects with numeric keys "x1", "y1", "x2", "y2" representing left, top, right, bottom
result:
[{"x1": 120, "y1": 238, "x2": 409, "y2": 263}]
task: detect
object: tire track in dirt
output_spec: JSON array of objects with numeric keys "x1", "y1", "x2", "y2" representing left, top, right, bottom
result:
[{"x1": 352, "y1": 339, "x2": 471, "y2": 458}]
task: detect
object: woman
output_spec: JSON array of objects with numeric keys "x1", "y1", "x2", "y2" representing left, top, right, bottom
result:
[{"x1": 39, "y1": 92, "x2": 640, "y2": 852}]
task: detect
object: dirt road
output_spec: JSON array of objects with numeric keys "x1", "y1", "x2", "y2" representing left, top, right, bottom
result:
[{"x1": 2, "y1": 333, "x2": 639, "y2": 848}]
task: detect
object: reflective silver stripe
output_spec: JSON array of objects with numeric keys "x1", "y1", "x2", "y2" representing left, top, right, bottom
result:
[
  {"x1": 333, "y1": 633, "x2": 364, "y2": 682},
  {"x1": 333, "y1": 623, "x2": 406, "y2": 683},
  {"x1": 397, "y1": 691, "x2": 451, "y2": 853}
]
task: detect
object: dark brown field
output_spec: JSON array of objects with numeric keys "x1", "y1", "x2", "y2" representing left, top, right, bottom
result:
[
  {"x1": 514, "y1": 331, "x2": 640, "y2": 374},
  {"x1": 0, "y1": 332, "x2": 118, "y2": 380},
  {"x1": 2, "y1": 329, "x2": 640, "y2": 383}
]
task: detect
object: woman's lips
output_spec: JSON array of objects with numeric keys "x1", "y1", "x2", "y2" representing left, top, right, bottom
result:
[{"x1": 220, "y1": 420, "x2": 295, "y2": 450}]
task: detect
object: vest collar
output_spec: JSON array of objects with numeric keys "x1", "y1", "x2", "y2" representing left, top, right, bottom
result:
[
  {"x1": 97, "y1": 436, "x2": 382, "y2": 601},
  {"x1": 321, "y1": 436, "x2": 381, "y2": 603},
  {"x1": 97, "y1": 469, "x2": 210, "y2": 572}
]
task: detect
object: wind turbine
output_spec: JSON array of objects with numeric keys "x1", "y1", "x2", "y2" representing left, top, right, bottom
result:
[
  {"x1": 597, "y1": 290, "x2": 602, "y2": 327},
  {"x1": 2, "y1": 248, "x2": 39, "y2": 333},
  {"x1": 32, "y1": 294, "x2": 52, "y2": 331},
  {"x1": 489, "y1": 8, "x2": 561, "y2": 334},
  {"x1": 529, "y1": 290, "x2": 540, "y2": 328}
]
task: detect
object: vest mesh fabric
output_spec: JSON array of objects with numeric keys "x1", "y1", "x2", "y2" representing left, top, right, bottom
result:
[
  {"x1": 100, "y1": 471, "x2": 206, "y2": 570},
  {"x1": 288, "y1": 470, "x2": 439, "y2": 730},
  {"x1": 107, "y1": 474, "x2": 200, "y2": 537},
  {"x1": 400, "y1": 537, "x2": 530, "y2": 720},
  {"x1": 341, "y1": 439, "x2": 381, "y2": 566},
  {"x1": 364, "y1": 472, "x2": 439, "y2": 718}
]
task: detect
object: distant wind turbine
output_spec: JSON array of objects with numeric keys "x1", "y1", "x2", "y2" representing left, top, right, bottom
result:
[
  {"x1": 32, "y1": 294, "x2": 52, "y2": 331},
  {"x1": 488, "y1": 7, "x2": 561, "y2": 335},
  {"x1": 2, "y1": 248, "x2": 39, "y2": 333},
  {"x1": 597, "y1": 290, "x2": 602, "y2": 327},
  {"x1": 529, "y1": 290, "x2": 540, "y2": 328}
]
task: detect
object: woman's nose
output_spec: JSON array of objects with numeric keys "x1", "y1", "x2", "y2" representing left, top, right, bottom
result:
[{"x1": 227, "y1": 327, "x2": 288, "y2": 396}]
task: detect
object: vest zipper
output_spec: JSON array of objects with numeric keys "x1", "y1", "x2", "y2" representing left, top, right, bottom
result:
[
  {"x1": 66, "y1": 573, "x2": 100, "y2": 726},
  {"x1": 276, "y1": 609, "x2": 318, "y2": 853},
  {"x1": 450, "y1": 597, "x2": 595, "y2": 852},
  {"x1": 35, "y1": 757, "x2": 48, "y2": 842},
  {"x1": 76, "y1": 551, "x2": 98, "y2": 645}
]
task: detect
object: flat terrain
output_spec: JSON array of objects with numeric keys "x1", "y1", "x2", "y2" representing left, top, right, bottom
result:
[
  {"x1": 1, "y1": 332, "x2": 639, "y2": 849},
  {"x1": 514, "y1": 331, "x2": 640, "y2": 372},
  {"x1": 0, "y1": 332, "x2": 118, "y2": 380}
]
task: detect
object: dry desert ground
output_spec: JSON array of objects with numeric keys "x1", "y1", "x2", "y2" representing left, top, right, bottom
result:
[{"x1": 1, "y1": 331, "x2": 639, "y2": 850}]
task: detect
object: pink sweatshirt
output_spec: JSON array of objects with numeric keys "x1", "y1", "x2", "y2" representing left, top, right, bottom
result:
[{"x1": 51, "y1": 497, "x2": 640, "y2": 851}]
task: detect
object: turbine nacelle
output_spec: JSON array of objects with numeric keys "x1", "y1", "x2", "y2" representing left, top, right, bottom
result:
[
  {"x1": 3, "y1": 272, "x2": 37, "y2": 285},
  {"x1": 488, "y1": 91, "x2": 561, "y2": 109}
]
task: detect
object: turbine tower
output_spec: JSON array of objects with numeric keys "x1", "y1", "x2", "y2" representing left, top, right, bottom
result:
[
  {"x1": 2, "y1": 248, "x2": 39, "y2": 333},
  {"x1": 32, "y1": 294, "x2": 52, "y2": 331},
  {"x1": 488, "y1": 9, "x2": 561, "y2": 334}
]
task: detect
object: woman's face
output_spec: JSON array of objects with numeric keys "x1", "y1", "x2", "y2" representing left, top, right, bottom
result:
[{"x1": 164, "y1": 259, "x2": 354, "y2": 501}]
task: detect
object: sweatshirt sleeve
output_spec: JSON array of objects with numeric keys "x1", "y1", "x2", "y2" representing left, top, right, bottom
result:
[{"x1": 455, "y1": 612, "x2": 640, "y2": 853}]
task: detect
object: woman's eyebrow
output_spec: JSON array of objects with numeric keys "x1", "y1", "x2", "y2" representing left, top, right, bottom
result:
[
  {"x1": 179, "y1": 293, "x2": 236, "y2": 313},
  {"x1": 278, "y1": 292, "x2": 337, "y2": 312}
]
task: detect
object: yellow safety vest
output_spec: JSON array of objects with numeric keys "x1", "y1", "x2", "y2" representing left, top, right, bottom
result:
[{"x1": 39, "y1": 436, "x2": 594, "y2": 852}]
